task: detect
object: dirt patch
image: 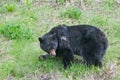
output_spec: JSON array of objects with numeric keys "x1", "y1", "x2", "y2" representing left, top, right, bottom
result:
[
  {"x1": 99, "y1": 62, "x2": 118, "y2": 80},
  {"x1": 85, "y1": 62, "x2": 118, "y2": 80},
  {"x1": 22, "y1": 70, "x2": 67, "y2": 80},
  {"x1": 6, "y1": 75, "x2": 14, "y2": 80},
  {"x1": 40, "y1": 74, "x2": 51, "y2": 80}
]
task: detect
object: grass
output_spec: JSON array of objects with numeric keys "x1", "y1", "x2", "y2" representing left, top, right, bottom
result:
[
  {"x1": 0, "y1": 23, "x2": 34, "y2": 40},
  {"x1": 60, "y1": 8, "x2": 82, "y2": 19},
  {"x1": 57, "y1": 0, "x2": 66, "y2": 4},
  {"x1": 6, "y1": 3, "x2": 16, "y2": 12},
  {"x1": 0, "y1": 0, "x2": 120, "y2": 80}
]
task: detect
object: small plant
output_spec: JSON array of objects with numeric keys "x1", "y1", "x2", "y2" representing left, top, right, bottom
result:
[
  {"x1": 1, "y1": 23, "x2": 33, "y2": 40},
  {"x1": 57, "y1": 0, "x2": 65, "y2": 4},
  {"x1": 61, "y1": 8, "x2": 82, "y2": 19},
  {"x1": 6, "y1": 4, "x2": 15, "y2": 12}
]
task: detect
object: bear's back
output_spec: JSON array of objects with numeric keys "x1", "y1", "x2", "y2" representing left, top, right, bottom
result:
[
  {"x1": 68, "y1": 25, "x2": 99, "y2": 34},
  {"x1": 67, "y1": 25, "x2": 108, "y2": 54}
]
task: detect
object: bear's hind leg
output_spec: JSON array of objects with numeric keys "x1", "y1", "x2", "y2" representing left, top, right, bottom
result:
[{"x1": 83, "y1": 53, "x2": 103, "y2": 68}]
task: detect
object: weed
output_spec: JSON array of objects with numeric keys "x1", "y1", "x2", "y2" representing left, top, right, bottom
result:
[
  {"x1": 61, "y1": 8, "x2": 82, "y2": 19},
  {"x1": 1, "y1": 23, "x2": 34, "y2": 40},
  {"x1": 57, "y1": 0, "x2": 65, "y2": 4},
  {"x1": 6, "y1": 4, "x2": 15, "y2": 12}
]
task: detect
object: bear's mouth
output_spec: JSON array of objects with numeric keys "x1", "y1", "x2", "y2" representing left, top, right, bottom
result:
[{"x1": 50, "y1": 49, "x2": 56, "y2": 56}]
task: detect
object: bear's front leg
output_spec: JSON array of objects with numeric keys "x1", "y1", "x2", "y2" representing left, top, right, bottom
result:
[
  {"x1": 62, "y1": 49, "x2": 74, "y2": 69},
  {"x1": 39, "y1": 53, "x2": 50, "y2": 60}
]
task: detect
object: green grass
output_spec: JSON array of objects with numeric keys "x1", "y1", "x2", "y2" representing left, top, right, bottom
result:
[
  {"x1": 60, "y1": 8, "x2": 82, "y2": 19},
  {"x1": 0, "y1": 0, "x2": 120, "y2": 80},
  {"x1": 90, "y1": 15, "x2": 109, "y2": 26},
  {"x1": 6, "y1": 3, "x2": 16, "y2": 12},
  {"x1": 0, "y1": 23, "x2": 34, "y2": 40},
  {"x1": 57, "y1": 0, "x2": 66, "y2": 4}
]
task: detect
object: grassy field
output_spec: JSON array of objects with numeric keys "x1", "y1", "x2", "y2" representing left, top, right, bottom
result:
[{"x1": 0, "y1": 0, "x2": 120, "y2": 80}]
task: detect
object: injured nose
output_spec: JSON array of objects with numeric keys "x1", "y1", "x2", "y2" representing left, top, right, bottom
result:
[{"x1": 50, "y1": 49, "x2": 56, "y2": 56}]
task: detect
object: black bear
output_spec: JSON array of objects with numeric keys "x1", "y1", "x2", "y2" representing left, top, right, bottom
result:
[{"x1": 38, "y1": 24, "x2": 108, "y2": 69}]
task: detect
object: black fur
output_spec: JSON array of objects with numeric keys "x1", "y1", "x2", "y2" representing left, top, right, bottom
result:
[{"x1": 38, "y1": 24, "x2": 108, "y2": 69}]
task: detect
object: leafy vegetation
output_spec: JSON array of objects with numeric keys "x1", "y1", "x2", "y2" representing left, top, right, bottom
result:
[
  {"x1": 0, "y1": 23, "x2": 33, "y2": 40},
  {"x1": 57, "y1": 0, "x2": 66, "y2": 4},
  {"x1": 61, "y1": 8, "x2": 82, "y2": 19},
  {"x1": 6, "y1": 4, "x2": 16, "y2": 12}
]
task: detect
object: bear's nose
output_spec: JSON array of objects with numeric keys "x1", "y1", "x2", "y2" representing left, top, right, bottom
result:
[{"x1": 50, "y1": 49, "x2": 56, "y2": 56}]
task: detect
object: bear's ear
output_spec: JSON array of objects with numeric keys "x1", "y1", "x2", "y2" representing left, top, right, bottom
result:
[{"x1": 38, "y1": 37, "x2": 43, "y2": 43}]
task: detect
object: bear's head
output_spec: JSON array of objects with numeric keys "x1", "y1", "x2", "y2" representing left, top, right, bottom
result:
[
  {"x1": 38, "y1": 33, "x2": 58, "y2": 56},
  {"x1": 39, "y1": 25, "x2": 69, "y2": 56}
]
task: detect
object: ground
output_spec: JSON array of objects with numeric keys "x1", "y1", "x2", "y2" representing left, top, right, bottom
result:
[{"x1": 0, "y1": 0, "x2": 120, "y2": 80}]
